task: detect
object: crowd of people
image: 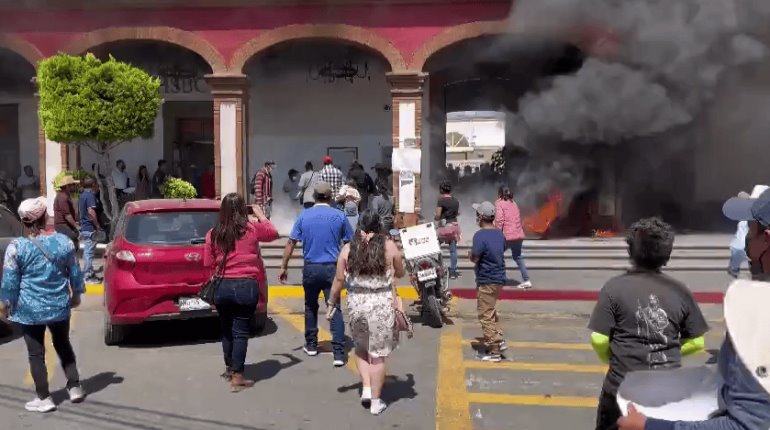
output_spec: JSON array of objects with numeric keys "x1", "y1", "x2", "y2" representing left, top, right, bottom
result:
[{"x1": 1, "y1": 157, "x2": 769, "y2": 429}]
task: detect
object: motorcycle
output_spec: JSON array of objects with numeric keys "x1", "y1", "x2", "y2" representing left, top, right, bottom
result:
[{"x1": 391, "y1": 223, "x2": 451, "y2": 328}]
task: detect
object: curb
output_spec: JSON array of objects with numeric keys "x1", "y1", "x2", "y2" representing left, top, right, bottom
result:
[{"x1": 83, "y1": 284, "x2": 725, "y2": 304}]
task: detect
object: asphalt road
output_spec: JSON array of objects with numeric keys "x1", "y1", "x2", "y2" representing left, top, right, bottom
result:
[{"x1": 0, "y1": 296, "x2": 726, "y2": 430}]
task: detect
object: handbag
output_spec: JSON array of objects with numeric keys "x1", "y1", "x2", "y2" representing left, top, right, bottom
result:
[
  {"x1": 393, "y1": 296, "x2": 413, "y2": 339},
  {"x1": 198, "y1": 249, "x2": 229, "y2": 304}
]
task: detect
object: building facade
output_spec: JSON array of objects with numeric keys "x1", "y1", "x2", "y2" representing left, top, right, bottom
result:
[{"x1": 1, "y1": 0, "x2": 769, "y2": 230}]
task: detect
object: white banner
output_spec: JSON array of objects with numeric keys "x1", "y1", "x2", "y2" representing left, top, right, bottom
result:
[
  {"x1": 392, "y1": 148, "x2": 421, "y2": 173},
  {"x1": 399, "y1": 170, "x2": 415, "y2": 213},
  {"x1": 399, "y1": 222, "x2": 441, "y2": 260}
]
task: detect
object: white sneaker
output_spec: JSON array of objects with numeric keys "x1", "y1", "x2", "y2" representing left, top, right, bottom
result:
[
  {"x1": 517, "y1": 281, "x2": 533, "y2": 290},
  {"x1": 68, "y1": 386, "x2": 86, "y2": 403},
  {"x1": 333, "y1": 359, "x2": 345, "y2": 367},
  {"x1": 303, "y1": 346, "x2": 318, "y2": 357},
  {"x1": 370, "y1": 398, "x2": 387, "y2": 415},
  {"x1": 25, "y1": 397, "x2": 56, "y2": 413}
]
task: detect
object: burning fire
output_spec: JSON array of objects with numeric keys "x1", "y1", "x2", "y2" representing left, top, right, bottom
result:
[{"x1": 523, "y1": 190, "x2": 563, "y2": 236}]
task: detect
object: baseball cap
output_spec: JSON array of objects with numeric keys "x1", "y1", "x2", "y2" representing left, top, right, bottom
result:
[
  {"x1": 722, "y1": 185, "x2": 770, "y2": 225},
  {"x1": 265, "y1": 160, "x2": 276, "y2": 167},
  {"x1": 314, "y1": 181, "x2": 332, "y2": 197},
  {"x1": 323, "y1": 156, "x2": 333, "y2": 165},
  {"x1": 472, "y1": 201, "x2": 496, "y2": 218}
]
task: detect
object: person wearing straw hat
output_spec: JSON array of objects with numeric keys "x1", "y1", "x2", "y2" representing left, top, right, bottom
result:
[
  {"x1": 0, "y1": 197, "x2": 86, "y2": 413},
  {"x1": 53, "y1": 175, "x2": 81, "y2": 252},
  {"x1": 618, "y1": 191, "x2": 770, "y2": 430}
]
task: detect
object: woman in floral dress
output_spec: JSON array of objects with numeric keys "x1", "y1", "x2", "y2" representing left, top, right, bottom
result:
[{"x1": 327, "y1": 211, "x2": 405, "y2": 415}]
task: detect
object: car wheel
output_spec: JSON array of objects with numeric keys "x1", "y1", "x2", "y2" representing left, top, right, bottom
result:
[
  {"x1": 103, "y1": 317, "x2": 126, "y2": 346},
  {"x1": 249, "y1": 311, "x2": 267, "y2": 336}
]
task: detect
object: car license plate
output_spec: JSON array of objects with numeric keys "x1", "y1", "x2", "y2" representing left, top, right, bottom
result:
[
  {"x1": 178, "y1": 297, "x2": 211, "y2": 312},
  {"x1": 417, "y1": 268, "x2": 437, "y2": 282}
]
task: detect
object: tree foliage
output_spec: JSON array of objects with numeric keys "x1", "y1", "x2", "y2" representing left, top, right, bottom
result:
[{"x1": 37, "y1": 53, "x2": 161, "y2": 147}]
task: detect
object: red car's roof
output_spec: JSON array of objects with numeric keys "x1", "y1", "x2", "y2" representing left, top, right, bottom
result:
[{"x1": 124, "y1": 199, "x2": 221, "y2": 215}]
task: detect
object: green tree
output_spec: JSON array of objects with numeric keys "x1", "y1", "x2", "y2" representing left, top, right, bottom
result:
[{"x1": 37, "y1": 53, "x2": 161, "y2": 222}]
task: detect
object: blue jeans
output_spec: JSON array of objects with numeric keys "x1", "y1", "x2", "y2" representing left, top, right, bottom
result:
[
  {"x1": 448, "y1": 241, "x2": 458, "y2": 273},
  {"x1": 302, "y1": 263, "x2": 345, "y2": 359},
  {"x1": 728, "y1": 248, "x2": 747, "y2": 276},
  {"x1": 506, "y1": 240, "x2": 530, "y2": 282},
  {"x1": 80, "y1": 230, "x2": 96, "y2": 279},
  {"x1": 214, "y1": 278, "x2": 259, "y2": 373}
]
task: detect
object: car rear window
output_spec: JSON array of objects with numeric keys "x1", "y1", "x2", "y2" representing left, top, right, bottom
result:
[{"x1": 124, "y1": 211, "x2": 218, "y2": 246}]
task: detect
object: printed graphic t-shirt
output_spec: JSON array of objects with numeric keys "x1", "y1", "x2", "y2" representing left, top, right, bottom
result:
[
  {"x1": 471, "y1": 228, "x2": 506, "y2": 286},
  {"x1": 587, "y1": 269, "x2": 710, "y2": 395}
]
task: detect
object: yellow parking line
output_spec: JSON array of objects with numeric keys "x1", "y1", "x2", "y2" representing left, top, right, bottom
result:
[
  {"x1": 465, "y1": 361, "x2": 607, "y2": 374},
  {"x1": 463, "y1": 340, "x2": 593, "y2": 351},
  {"x1": 468, "y1": 393, "x2": 597, "y2": 408},
  {"x1": 436, "y1": 326, "x2": 472, "y2": 430},
  {"x1": 268, "y1": 302, "x2": 358, "y2": 374}
]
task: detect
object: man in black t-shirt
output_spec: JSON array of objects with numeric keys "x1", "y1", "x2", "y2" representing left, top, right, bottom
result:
[
  {"x1": 588, "y1": 217, "x2": 710, "y2": 430},
  {"x1": 435, "y1": 180, "x2": 461, "y2": 278}
]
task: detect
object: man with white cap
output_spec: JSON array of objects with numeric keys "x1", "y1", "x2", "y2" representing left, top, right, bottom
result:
[
  {"x1": 618, "y1": 190, "x2": 770, "y2": 430},
  {"x1": 470, "y1": 201, "x2": 508, "y2": 363}
]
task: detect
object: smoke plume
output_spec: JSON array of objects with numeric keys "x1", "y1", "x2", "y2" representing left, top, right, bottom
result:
[{"x1": 509, "y1": 0, "x2": 770, "y2": 144}]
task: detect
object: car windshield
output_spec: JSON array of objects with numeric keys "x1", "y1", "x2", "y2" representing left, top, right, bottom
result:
[{"x1": 124, "y1": 211, "x2": 218, "y2": 246}]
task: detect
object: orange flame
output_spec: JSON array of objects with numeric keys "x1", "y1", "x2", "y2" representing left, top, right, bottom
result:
[{"x1": 524, "y1": 191, "x2": 563, "y2": 236}]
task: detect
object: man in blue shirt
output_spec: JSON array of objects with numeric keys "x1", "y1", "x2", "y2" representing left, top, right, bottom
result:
[
  {"x1": 279, "y1": 182, "x2": 353, "y2": 367},
  {"x1": 78, "y1": 177, "x2": 103, "y2": 284},
  {"x1": 470, "y1": 201, "x2": 507, "y2": 363},
  {"x1": 618, "y1": 190, "x2": 770, "y2": 430}
]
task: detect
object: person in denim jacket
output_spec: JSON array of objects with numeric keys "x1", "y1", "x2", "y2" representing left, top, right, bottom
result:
[{"x1": 619, "y1": 190, "x2": 770, "y2": 430}]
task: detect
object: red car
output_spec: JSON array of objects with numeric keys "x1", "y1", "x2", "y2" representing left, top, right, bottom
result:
[{"x1": 103, "y1": 199, "x2": 268, "y2": 345}]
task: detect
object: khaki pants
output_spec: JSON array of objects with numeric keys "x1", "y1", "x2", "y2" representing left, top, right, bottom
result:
[{"x1": 477, "y1": 284, "x2": 504, "y2": 354}]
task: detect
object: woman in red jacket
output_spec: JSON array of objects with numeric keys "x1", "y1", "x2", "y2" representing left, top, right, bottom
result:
[
  {"x1": 204, "y1": 193, "x2": 278, "y2": 391},
  {"x1": 494, "y1": 186, "x2": 532, "y2": 289}
]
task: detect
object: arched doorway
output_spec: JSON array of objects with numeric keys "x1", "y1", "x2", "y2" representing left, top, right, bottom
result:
[
  {"x1": 421, "y1": 34, "x2": 608, "y2": 237},
  {"x1": 242, "y1": 39, "x2": 394, "y2": 231},
  {"x1": 84, "y1": 41, "x2": 214, "y2": 195},
  {"x1": 0, "y1": 47, "x2": 39, "y2": 204}
]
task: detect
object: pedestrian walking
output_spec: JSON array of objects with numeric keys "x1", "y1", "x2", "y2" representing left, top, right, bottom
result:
[
  {"x1": 337, "y1": 179, "x2": 361, "y2": 231},
  {"x1": 297, "y1": 161, "x2": 319, "y2": 209},
  {"x1": 111, "y1": 159, "x2": 129, "y2": 198},
  {"x1": 134, "y1": 165, "x2": 150, "y2": 200},
  {"x1": 589, "y1": 217, "x2": 709, "y2": 430},
  {"x1": 369, "y1": 184, "x2": 394, "y2": 232},
  {"x1": 53, "y1": 175, "x2": 80, "y2": 251},
  {"x1": 495, "y1": 185, "x2": 532, "y2": 289},
  {"x1": 78, "y1": 177, "x2": 103, "y2": 284},
  {"x1": 252, "y1": 161, "x2": 275, "y2": 219},
  {"x1": 326, "y1": 211, "x2": 406, "y2": 415},
  {"x1": 469, "y1": 201, "x2": 507, "y2": 363},
  {"x1": 347, "y1": 162, "x2": 373, "y2": 212},
  {"x1": 279, "y1": 182, "x2": 354, "y2": 367},
  {"x1": 619, "y1": 197, "x2": 770, "y2": 429},
  {"x1": 320, "y1": 156, "x2": 345, "y2": 202},
  {"x1": 204, "y1": 193, "x2": 278, "y2": 392},
  {"x1": 0, "y1": 197, "x2": 86, "y2": 412},
  {"x1": 435, "y1": 180, "x2": 461, "y2": 279}
]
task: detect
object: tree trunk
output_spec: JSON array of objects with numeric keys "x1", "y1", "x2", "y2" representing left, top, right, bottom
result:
[{"x1": 97, "y1": 144, "x2": 120, "y2": 224}]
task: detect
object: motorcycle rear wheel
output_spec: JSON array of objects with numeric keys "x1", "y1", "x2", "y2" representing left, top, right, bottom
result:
[{"x1": 424, "y1": 294, "x2": 444, "y2": 328}]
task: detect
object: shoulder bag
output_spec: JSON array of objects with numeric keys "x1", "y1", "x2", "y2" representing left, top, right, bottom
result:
[
  {"x1": 393, "y1": 296, "x2": 413, "y2": 339},
  {"x1": 198, "y1": 248, "x2": 229, "y2": 304}
]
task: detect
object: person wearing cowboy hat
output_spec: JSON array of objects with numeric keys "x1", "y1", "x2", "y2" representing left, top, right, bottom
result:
[
  {"x1": 0, "y1": 197, "x2": 86, "y2": 413},
  {"x1": 53, "y1": 175, "x2": 81, "y2": 252}
]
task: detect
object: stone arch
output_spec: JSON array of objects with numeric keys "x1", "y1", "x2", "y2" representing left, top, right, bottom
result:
[
  {"x1": 0, "y1": 33, "x2": 44, "y2": 69},
  {"x1": 230, "y1": 24, "x2": 407, "y2": 73},
  {"x1": 409, "y1": 20, "x2": 509, "y2": 71},
  {"x1": 62, "y1": 27, "x2": 227, "y2": 73}
]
